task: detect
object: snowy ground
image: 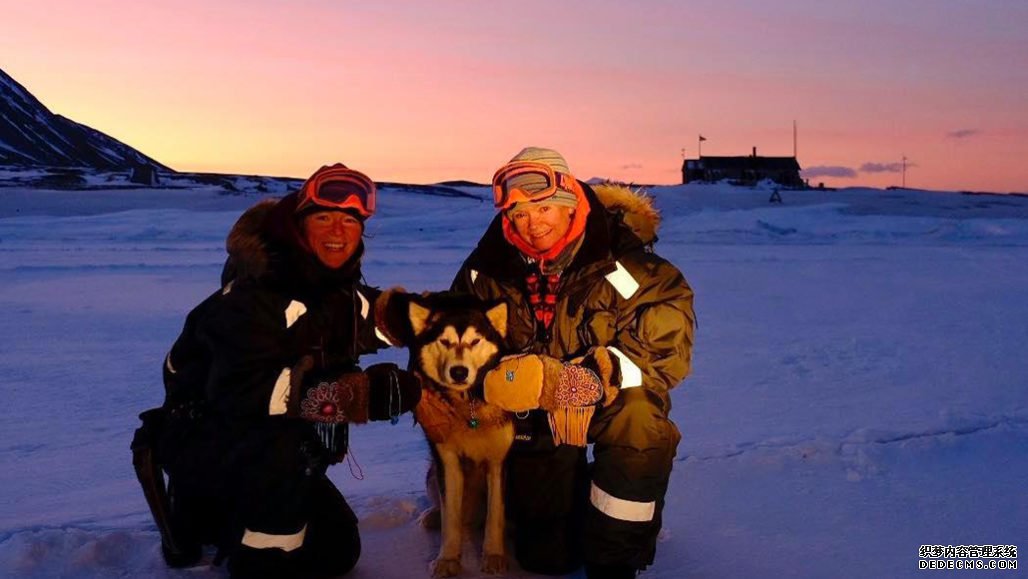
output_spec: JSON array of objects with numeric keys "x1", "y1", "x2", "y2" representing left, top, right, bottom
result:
[{"x1": 0, "y1": 181, "x2": 1025, "y2": 578}]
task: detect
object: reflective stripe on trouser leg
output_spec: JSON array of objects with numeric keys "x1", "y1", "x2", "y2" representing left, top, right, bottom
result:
[
  {"x1": 232, "y1": 421, "x2": 319, "y2": 556},
  {"x1": 585, "y1": 387, "x2": 681, "y2": 568},
  {"x1": 590, "y1": 482, "x2": 655, "y2": 522},
  {"x1": 242, "y1": 524, "x2": 307, "y2": 552}
]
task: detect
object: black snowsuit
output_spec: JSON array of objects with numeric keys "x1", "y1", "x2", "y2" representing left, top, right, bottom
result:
[
  {"x1": 158, "y1": 194, "x2": 386, "y2": 578},
  {"x1": 452, "y1": 182, "x2": 695, "y2": 573}
]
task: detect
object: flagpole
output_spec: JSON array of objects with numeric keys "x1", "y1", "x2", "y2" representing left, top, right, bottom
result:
[
  {"x1": 793, "y1": 120, "x2": 797, "y2": 158},
  {"x1": 698, "y1": 135, "x2": 703, "y2": 158}
]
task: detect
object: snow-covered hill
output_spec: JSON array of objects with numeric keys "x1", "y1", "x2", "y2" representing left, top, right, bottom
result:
[
  {"x1": 0, "y1": 68, "x2": 168, "y2": 171},
  {"x1": 0, "y1": 182, "x2": 1024, "y2": 578}
]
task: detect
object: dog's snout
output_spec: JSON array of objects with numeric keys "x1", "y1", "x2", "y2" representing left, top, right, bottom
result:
[{"x1": 449, "y1": 366, "x2": 469, "y2": 383}]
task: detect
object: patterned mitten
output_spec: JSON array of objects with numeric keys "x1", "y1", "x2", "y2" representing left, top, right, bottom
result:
[
  {"x1": 540, "y1": 359, "x2": 603, "y2": 447},
  {"x1": 298, "y1": 372, "x2": 371, "y2": 424},
  {"x1": 569, "y1": 346, "x2": 621, "y2": 408}
]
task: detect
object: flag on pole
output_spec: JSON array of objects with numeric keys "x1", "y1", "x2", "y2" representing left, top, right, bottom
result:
[{"x1": 699, "y1": 135, "x2": 707, "y2": 141}]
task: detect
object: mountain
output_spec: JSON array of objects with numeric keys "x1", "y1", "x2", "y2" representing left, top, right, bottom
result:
[{"x1": 0, "y1": 67, "x2": 169, "y2": 170}]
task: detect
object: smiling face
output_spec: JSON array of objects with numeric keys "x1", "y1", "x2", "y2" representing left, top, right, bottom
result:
[
  {"x1": 302, "y1": 210, "x2": 363, "y2": 269},
  {"x1": 508, "y1": 203, "x2": 575, "y2": 252}
]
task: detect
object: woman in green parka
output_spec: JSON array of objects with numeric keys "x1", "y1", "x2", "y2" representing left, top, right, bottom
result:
[{"x1": 452, "y1": 147, "x2": 695, "y2": 579}]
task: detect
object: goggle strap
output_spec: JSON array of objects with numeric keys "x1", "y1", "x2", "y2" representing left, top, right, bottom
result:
[{"x1": 555, "y1": 172, "x2": 572, "y2": 191}]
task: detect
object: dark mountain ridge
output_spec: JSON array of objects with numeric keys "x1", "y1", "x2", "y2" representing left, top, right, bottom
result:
[{"x1": 0, "y1": 67, "x2": 169, "y2": 170}]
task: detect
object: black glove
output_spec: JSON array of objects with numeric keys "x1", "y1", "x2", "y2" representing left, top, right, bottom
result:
[{"x1": 365, "y1": 363, "x2": 422, "y2": 422}]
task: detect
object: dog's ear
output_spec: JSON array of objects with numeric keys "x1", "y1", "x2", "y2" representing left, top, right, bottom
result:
[
  {"x1": 484, "y1": 302, "x2": 508, "y2": 339},
  {"x1": 409, "y1": 300, "x2": 433, "y2": 337},
  {"x1": 374, "y1": 287, "x2": 414, "y2": 346}
]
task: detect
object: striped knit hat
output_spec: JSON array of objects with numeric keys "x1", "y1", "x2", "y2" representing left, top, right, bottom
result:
[{"x1": 505, "y1": 147, "x2": 579, "y2": 212}]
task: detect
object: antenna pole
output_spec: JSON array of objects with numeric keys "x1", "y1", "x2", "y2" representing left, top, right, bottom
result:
[{"x1": 793, "y1": 120, "x2": 797, "y2": 158}]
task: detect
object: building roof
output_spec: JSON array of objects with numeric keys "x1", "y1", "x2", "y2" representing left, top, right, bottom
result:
[{"x1": 683, "y1": 156, "x2": 801, "y2": 171}]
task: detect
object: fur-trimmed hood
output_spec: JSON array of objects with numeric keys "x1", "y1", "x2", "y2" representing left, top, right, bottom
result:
[
  {"x1": 225, "y1": 198, "x2": 278, "y2": 282},
  {"x1": 222, "y1": 193, "x2": 363, "y2": 288},
  {"x1": 589, "y1": 182, "x2": 661, "y2": 245}
]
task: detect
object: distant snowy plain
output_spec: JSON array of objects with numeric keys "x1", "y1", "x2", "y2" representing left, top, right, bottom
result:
[{"x1": 0, "y1": 179, "x2": 1025, "y2": 578}]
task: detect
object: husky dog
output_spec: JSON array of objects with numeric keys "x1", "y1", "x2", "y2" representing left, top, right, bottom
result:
[{"x1": 379, "y1": 291, "x2": 513, "y2": 577}]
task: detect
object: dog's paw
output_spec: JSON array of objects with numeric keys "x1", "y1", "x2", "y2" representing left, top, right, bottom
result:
[
  {"x1": 431, "y1": 557, "x2": 462, "y2": 578},
  {"x1": 481, "y1": 552, "x2": 508, "y2": 575},
  {"x1": 418, "y1": 506, "x2": 441, "y2": 530}
]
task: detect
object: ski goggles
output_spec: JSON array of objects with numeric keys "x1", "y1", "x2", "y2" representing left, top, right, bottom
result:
[
  {"x1": 296, "y1": 164, "x2": 377, "y2": 217},
  {"x1": 491, "y1": 161, "x2": 580, "y2": 210}
]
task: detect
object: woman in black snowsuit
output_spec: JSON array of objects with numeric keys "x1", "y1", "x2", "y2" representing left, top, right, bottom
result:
[{"x1": 150, "y1": 164, "x2": 420, "y2": 578}]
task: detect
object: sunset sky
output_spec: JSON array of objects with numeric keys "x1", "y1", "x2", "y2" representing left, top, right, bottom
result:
[{"x1": 3, "y1": 0, "x2": 1026, "y2": 192}]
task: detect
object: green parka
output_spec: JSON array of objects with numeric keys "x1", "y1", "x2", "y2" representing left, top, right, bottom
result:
[{"x1": 452, "y1": 182, "x2": 695, "y2": 396}]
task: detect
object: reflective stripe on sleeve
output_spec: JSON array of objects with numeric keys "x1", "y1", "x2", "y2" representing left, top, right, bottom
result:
[
  {"x1": 284, "y1": 300, "x2": 307, "y2": 329},
  {"x1": 356, "y1": 290, "x2": 370, "y2": 319},
  {"x1": 590, "y1": 482, "x2": 655, "y2": 522},
  {"x1": 241, "y1": 524, "x2": 307, "y2": 552},
  {"x1": 268, "y1": 367, "x2": 291, "y2": 416},
  {"x1": 607, "y1": 346, "x2": 643, "y2": 389},
  {"x1": 605, "y1": 261, "x2": 639, "y2": 299}
]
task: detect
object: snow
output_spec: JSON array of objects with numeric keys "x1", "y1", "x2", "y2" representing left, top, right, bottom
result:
[
  {"x1": 0, "y1": 181, "x2": 1025, "y2": 578},
  {"x1": 0, "y1": 167, "x2": 302, "y2": 196}
]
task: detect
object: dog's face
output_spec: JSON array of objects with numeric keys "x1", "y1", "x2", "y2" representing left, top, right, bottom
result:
[{"x1": 409, "y1": 298, "x2": 507, "y2": 391}]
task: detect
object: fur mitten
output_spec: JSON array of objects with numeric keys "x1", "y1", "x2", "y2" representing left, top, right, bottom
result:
[{"x1": 483, "y1": 354, "x2": 547, "y2": 413}]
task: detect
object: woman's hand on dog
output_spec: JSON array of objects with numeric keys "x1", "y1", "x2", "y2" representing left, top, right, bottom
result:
[{"x1": 365, "y1": 363, "x2": 422, "y2": 421}]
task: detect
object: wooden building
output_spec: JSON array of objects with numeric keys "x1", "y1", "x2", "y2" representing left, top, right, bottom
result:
[{"x1": 682, "y1": 147, "x2": 803, "y2": 187}]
